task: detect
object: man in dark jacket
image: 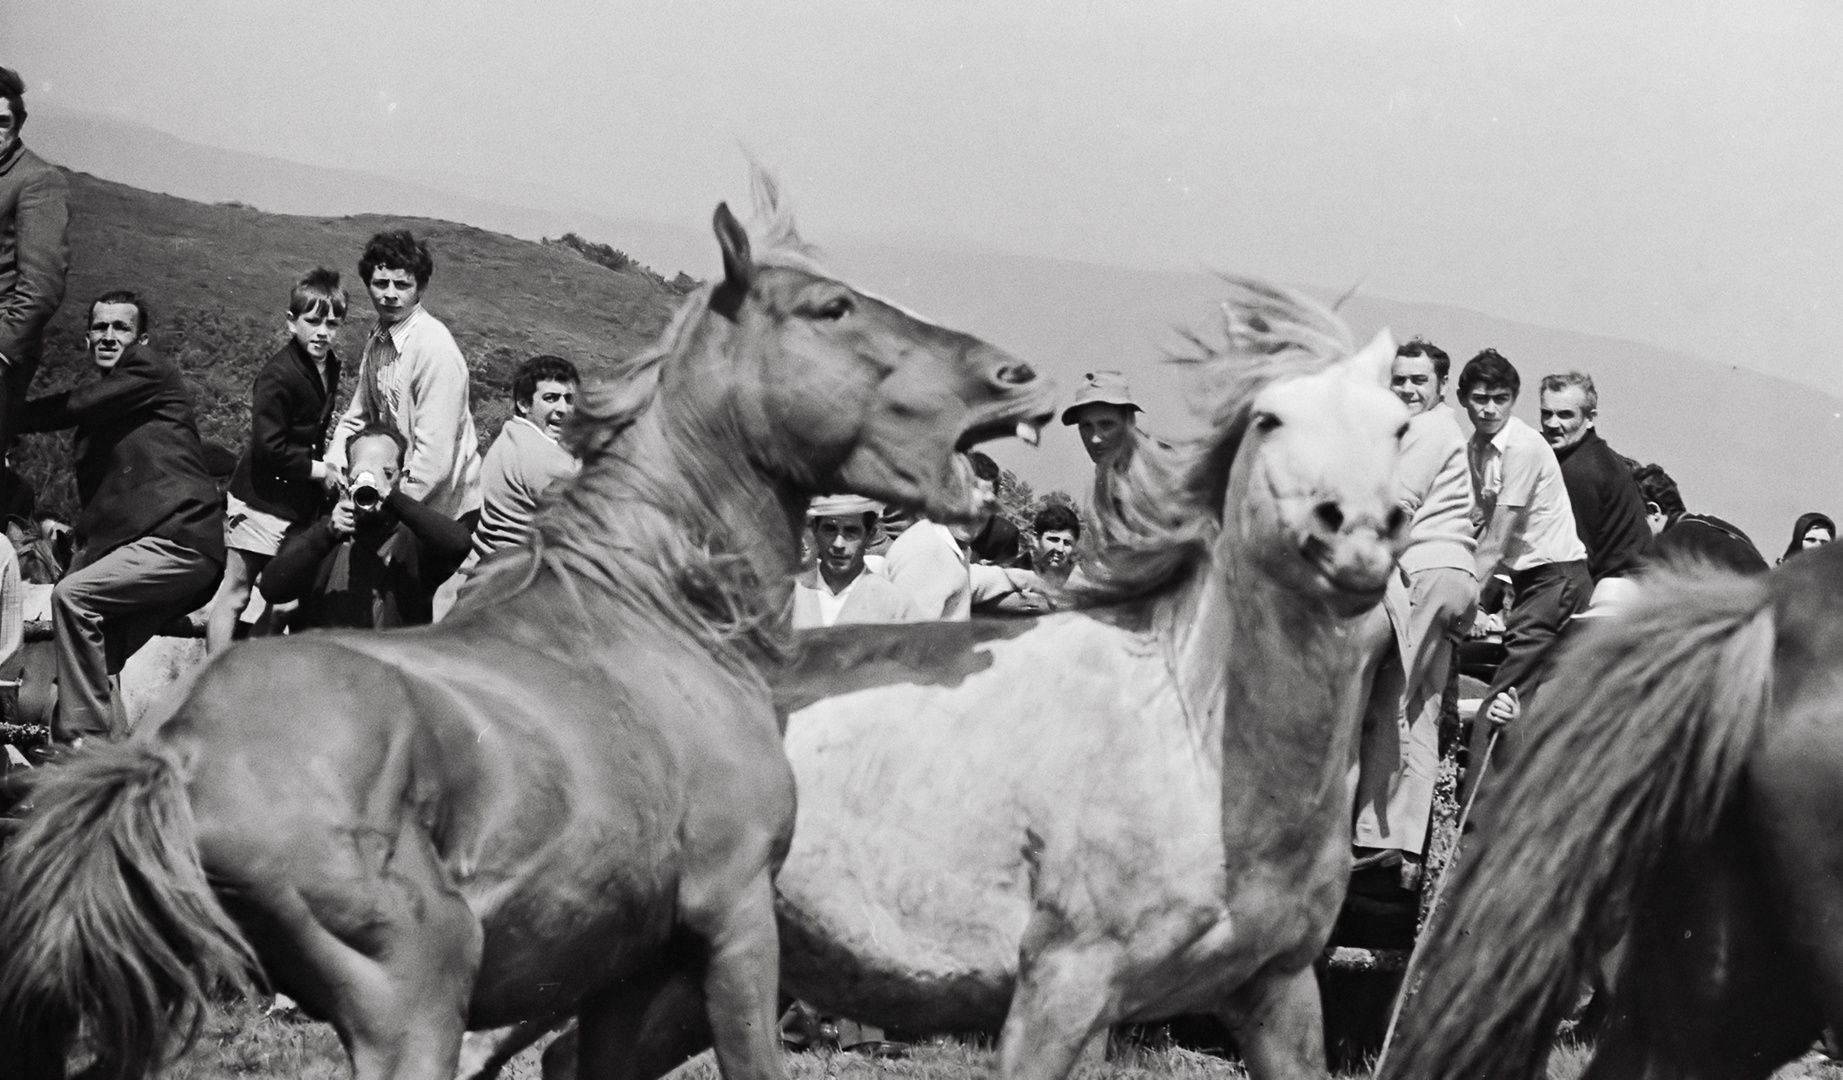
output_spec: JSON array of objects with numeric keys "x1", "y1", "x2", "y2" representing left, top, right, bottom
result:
[
  {"x1": 22, "y1": 291, "x2": 225, "y2": 744},
  {"x1": 0, "y1": 66, "x2": 70, "y2": 456},
  {"x1": 1539, "y1": 371, "x2": 1651, "y2": 584},
  {"x1": 1631, "y1": 462, "x2": 1768, "y2": 575},
  {"x1": 259, "y1": 424, "x2": 471, "y2": 630}
]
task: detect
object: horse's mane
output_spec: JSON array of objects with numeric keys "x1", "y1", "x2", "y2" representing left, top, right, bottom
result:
[
  {"x1": 467, "y1": 170, "x2": 817, "y2": 668},
  {"x1": 1074, "y1": 279, "x2": 1356, "y2": 606}
]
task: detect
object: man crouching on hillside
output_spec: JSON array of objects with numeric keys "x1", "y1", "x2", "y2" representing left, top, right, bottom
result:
[{"x1": 21, "y1": 291, "x2": 225, "y2": 745}]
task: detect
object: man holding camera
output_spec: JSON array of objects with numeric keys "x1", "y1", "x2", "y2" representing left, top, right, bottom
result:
[{"x1": 259, "y1": 424, "x2": 472, "y2": 630}]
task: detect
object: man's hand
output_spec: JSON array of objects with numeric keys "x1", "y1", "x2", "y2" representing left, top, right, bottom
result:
[
  {"x1": 1485, "y1": 688, "x2": 1521, "y2": 727},
  {"x1": 1469, "y1": 610, "x2": 1506, "y2": 639},
  {"x1": 329, "y1": 501, "x2": 356, "y2": 539}
]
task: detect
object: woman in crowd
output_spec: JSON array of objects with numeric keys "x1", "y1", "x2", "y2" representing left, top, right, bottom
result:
[{"x1": 1781, "y1": 511, "x2": 1836, "y2": 563}]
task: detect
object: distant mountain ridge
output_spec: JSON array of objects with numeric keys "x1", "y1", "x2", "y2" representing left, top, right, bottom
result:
[{"x1": 27, "y1": 108, "x2": 1840, "y2": 549}]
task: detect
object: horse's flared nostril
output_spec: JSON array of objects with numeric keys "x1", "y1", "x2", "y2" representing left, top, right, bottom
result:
[
  {"x1": 995, "y1": 363, "x2": 1036, "y2": 386},
  {"x1": 1314, "y1": 501, "x2": 1344, "y2": 534},
  {"x1": 1385, "y1": 505, "x2": 1409, "y2": 537}
]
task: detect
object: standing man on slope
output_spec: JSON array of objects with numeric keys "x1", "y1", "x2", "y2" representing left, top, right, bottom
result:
[
  {"x1": 24, "y1": 291, "x2": 225, "y2": 746},
  {"x1": 1459, "y1": 348, "x2": 1590, "y2": 800},
  {"x1": 1539, "y1": 370, "x2": 1651, "y2": 606},
  {"x1": 326, "y1": 230, "x2": 482, "y2": 532},
  {"x1": 0, "y1": 66, "x2": 70, "y2": 455},
  {"x1": 1353, "y1": 340, "x2": 1478, "y2": 880}
]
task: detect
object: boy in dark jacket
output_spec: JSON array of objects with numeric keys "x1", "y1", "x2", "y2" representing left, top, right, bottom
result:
[
  {"x1": 259, "y1": 424, "x2": 471, "y2": 630},
  {"x1": 22, "y1": 290, "x2": 225, "y2": 744},
  {"x1": 205, "y1": 269, "x2": 345, "y2": 651}
]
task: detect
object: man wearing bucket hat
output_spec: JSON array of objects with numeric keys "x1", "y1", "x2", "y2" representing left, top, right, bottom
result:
[
  {"x1": 1061, "y1": 370, "x2": 1141, "y2": 468},
  {"x1": 0, "y1": 65, "x2": 70, "y2": 456},
  {"x1": 792, "y1": 494, "x2": 921, "y2": 629}
]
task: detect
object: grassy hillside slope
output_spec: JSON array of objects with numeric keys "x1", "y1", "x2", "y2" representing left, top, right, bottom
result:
[{"x1": 20, "y1": 171, "x2": 689, "y2": 519}]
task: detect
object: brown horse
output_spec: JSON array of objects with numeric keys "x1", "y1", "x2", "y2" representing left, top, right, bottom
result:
[
  {"x1": 0, "y1": 186, "x2": 1055, "y2": 1080},
  {"x1": 1378, "y1": 547, "x2": 1843, "y2": 1080}
]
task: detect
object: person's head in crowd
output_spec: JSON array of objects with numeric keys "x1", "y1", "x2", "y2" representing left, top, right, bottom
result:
[
  {"x1": 85, "y1": 290, "x2": 152, "y2": 371},
  {"x1": 0, "y1": 66, "x2": 26, "y2": 156},
  {"x1": 1061, "y1": 371, "x2": 1141, "y2": 464},
  {"x1": 1631, "y1": 462, "x2": 1685, "y2": 536},
  {"x1": 1457, "y1": 349, "x2": 1520, "y2": 440},
  {"x1": 1539, "y1": 371, "x2": 1598, "y2": 452},
  {"x1": 1785, "y1": 512, "x2": 1836, "y2": 561},
  {"x1": 344, "y1": 424, "x2": 407, "y2": 522},
  {"x1": 1032, "y1": 502, "x2": 1081, "y2": 581},
  {"x1": 358, "y1": 230, "x2": 434, "y2": 328},
  {"x1": 967, "y1": 450, "x2": 1001, "y2": 519},
  {"x1": 807, "y1": 494, "x2": 881, "y2": 590},
  {"x1": 513, "y1": 354, "x2": 580, "y2": 443},
  {"x1": 288, "y1": 268, "x2": 347, "y2": 361},
  {"x1": 1390, "y1": 339, "x2": 1450, "y2": 416}
]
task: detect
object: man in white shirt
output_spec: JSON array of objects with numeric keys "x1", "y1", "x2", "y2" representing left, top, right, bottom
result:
[
  {"x1": 1458, "y1": 348, "x2": 1591, "y2": 798},
  {"x1": 1354, "y1": 340, "x2": 1478, "y2": 879},
  {"x1": 326, "y1": 230, "x2": 483, "y2": 528},
  {"x1": 792, "y1": 495, "x2": 920, "y2": 629},
  {"x1": 471, "y1": 355, "x2": 579, "y2": 560}
]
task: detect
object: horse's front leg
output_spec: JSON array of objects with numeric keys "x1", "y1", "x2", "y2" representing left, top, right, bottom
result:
[{"x1": 1216, "y1": 964, "x2": 1327, "y2": 1080}]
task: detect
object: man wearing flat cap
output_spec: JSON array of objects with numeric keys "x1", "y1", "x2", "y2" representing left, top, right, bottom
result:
[
  {"x1": 792, "y1": 494, "x2": 921, "y2": 629},
  {"x1": 0, "y1": 65, "x2": 70, "y2": 456}
]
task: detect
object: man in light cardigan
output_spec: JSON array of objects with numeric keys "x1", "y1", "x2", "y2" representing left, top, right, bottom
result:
[
  {"x1": 326, "y1": 230, "x2": 482, "y2": 532},
  {"x1": 1352, "y1": 339, "x2": 1479, "y2": 886}
]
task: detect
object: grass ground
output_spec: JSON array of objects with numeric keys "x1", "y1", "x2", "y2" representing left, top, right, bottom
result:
[{"x1": 155, "y1": 1000, "x2": 1843, "y2": 1080}]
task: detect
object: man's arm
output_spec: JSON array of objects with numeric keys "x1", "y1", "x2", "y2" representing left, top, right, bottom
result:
[
  {"x1": 258, "y1": 519, "x2": 339, "y2": 603},
  {"x1": 15, "y1": 389, "x2": 74, "y2": 433},
  {"x1": 385, "y1": 490, "x2": 473, "y2": 585},
  {"x1": 0, "y1": 167, "x2": 70, "y2": 366},
  {"x1": 60, "y1": 361, "x2": 171, "y2": 424},
  {"x1": 399, "y1": 338, "x2": 472, "y2": 503}
]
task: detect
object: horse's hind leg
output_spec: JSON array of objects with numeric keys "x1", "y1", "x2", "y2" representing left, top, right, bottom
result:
[
  {"x1": 1216, "y1": 964, "x2": 1325, "y2": 1080},
  {"x1": 997, "y1": 941, "x2": 1126, "y2": 1080},
  {"x1": 548, "y1": 964, "x2": 713, "y2": 1080},
  {"x1": 259, "y1": 814, "x2": 484, "y2": 1080}
]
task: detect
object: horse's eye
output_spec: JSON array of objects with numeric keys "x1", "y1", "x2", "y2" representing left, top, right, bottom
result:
[
  {"x1": 1253, "y1": 411, "x2": 1282, "y2": 433},
  {"x1": 800, "y1": 295, "x2": 855, "y2": 321}
]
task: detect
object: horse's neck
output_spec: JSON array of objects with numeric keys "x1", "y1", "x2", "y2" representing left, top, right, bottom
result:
[{"x1": 1168, "y1": 537, "x2": 1373, "y2": 854}]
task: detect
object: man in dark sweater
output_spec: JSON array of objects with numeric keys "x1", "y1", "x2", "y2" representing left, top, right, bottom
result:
[
  {"x1": 0, "y1": 66, "x2": 70, "y2": 457},
  {"x1": 1539, "y1": 371, "x2": 1651, "y2": 584},
  {"x1": 259, "y1": 424, "x2": 471, "y2": 630},
  {"x1": 22, "y1": 291, "x2": 225, "y2": 744},
  {"x1": 1631, "y1": 462, "x2": 1768, "y2": 575}
]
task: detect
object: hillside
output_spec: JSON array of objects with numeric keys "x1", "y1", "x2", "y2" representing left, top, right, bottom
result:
[{"x1": 19, "y1": 171, "x2": 688, "y2": 519}]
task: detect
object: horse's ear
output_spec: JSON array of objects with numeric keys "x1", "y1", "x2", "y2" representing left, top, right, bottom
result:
[
  {"x1": 711, "y1": 202, "x2": 752, "y2": 320},
  {"x1": 1343, "y1": 328, "x2": 1397, "y2": 390}
]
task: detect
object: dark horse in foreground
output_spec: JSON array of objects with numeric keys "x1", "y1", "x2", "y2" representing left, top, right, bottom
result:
[
  {"x1": 0, "y1": 187, "x2": 1055, "y2": 1080},
  {"x1": 1380, "y1": 545, "x2": 1843, "y2": 1080}
]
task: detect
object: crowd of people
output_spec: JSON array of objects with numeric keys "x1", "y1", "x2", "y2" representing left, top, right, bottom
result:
[{"x1": 0, "y1": 59, "x2": 1834, "y2": 802}]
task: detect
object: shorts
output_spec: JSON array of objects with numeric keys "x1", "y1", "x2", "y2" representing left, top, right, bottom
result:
[{"x1": 224, "y1": 493, "x2": 293, "y2": 557}]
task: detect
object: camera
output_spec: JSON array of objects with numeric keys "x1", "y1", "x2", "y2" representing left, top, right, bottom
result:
[{"x1": 351, "y1": 472, "x2": 383, "y2": 511}]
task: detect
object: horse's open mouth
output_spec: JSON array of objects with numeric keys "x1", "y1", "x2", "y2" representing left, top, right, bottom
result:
[
  {"x1": 956, "y1": 412, "x2": 1053, "y2": 452},
  {"x1": 1300, "y1": 537, "x2": 1388, "y2": 602}
]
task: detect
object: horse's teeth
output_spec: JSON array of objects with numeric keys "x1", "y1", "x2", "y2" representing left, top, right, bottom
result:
[{"x1": 1016, "y1": 422, "x2": 1041, "y2": 446}]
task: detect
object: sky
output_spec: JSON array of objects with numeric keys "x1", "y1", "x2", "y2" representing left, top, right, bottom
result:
[{"x1": 8, "y1": 1, "x2": 1843, "y2": 394}]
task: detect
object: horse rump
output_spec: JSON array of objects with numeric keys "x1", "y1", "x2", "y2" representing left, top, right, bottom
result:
[
  {"x1": 0, "y1": 740, "x2": 257, "y2": 1080},
  {"x1": 1379, "y1": 564, "x2": 1776, "y2": 1080}
]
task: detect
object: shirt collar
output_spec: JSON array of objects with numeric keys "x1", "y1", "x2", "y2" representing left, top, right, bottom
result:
[{"x1": 378, "y1": 304, "x2": 425, "y2": 348}]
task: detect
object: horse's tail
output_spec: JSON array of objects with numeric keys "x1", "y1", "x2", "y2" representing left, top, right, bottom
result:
[
  {"x1": 1379, "y1": 565, "x2": 1777, "y2": 1080},
  {"x1": 0, "y1": 741, "x2": 258, "y2": 1080}
]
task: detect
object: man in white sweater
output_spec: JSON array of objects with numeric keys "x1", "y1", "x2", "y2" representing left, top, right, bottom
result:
[
  {"x1": 327, "y1": 230, "x2": 482, "y2": 528},
  {"x1": 1353, "y1": 339, "x2": 1478, "y2": 883},
  {"x1": 471, "y1": 354, "x2": 579, "y2": 560}
]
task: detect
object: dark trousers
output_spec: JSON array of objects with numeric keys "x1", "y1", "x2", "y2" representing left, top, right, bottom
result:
[
  {"x1": 1463, "y1": 559, "x2": 1592, "y2": 801},
  {"x1": 0, "y1": 355, "x2": 36, "y2": 460}
]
